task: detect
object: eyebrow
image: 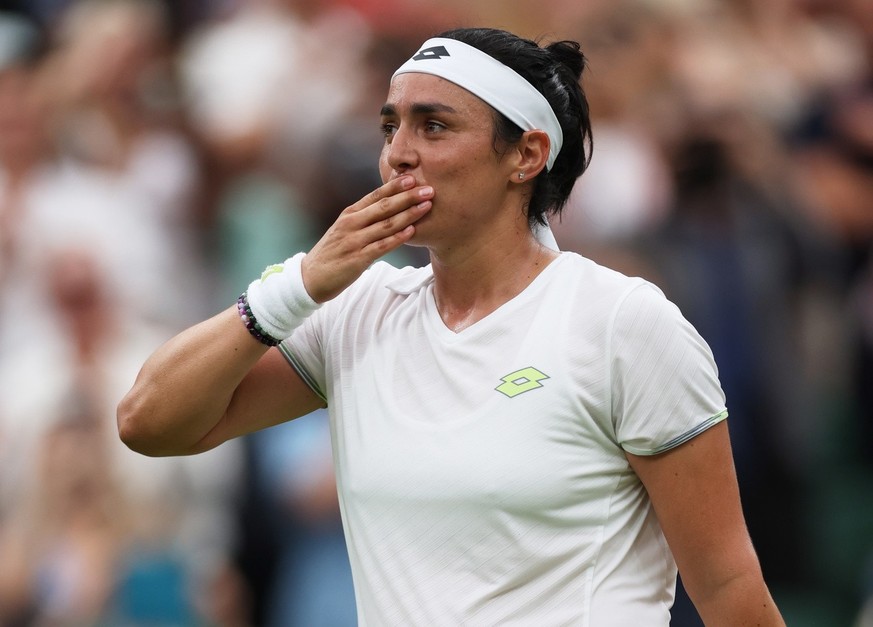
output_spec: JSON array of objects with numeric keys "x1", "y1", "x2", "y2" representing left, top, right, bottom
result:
[{"x1": 380, "y1": 102, "x2": 459, "y2": 117}]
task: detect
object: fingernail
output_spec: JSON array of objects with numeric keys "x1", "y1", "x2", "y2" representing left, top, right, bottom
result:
[
  {"x1": 419, "y1": 186, "x2": 433, "y2": 197},
  {"x1": 401, "y1": 176, "x2": 415, "y2": 188}
]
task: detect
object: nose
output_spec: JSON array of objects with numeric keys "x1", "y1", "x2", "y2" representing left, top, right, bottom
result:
[{"x1": 384, "y1": 124, "x2": 419, "y2": 174}]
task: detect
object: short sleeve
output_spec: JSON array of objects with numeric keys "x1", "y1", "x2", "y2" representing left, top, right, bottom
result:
[
  {"x1": 279, "y1": 309, "x2": 329, "y2": 403},
  {"x1": 276, "y1": 261, "x2": 413, "y2": 405},
  {"x1": 610, "y1": 282, "x2": 727, "y2": 455}
]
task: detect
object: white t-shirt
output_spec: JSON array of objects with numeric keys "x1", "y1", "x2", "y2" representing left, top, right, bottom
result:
[{"x1": 280, "y1": 252, "x2": 727, "y2": 626}]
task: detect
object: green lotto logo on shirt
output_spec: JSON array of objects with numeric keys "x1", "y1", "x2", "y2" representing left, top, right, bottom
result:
[{"x1": 496, "y1": 367, "x2": 550, "y2": 398}]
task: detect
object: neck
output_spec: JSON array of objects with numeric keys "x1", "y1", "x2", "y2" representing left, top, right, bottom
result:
[{"x1": 429, "y1": 226, "x2": 558, "y2": 333}]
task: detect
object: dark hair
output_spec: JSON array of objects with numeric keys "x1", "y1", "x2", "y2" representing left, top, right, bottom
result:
[{"x1": 436, "y1": 27, "x2": 593, "y2": 228}]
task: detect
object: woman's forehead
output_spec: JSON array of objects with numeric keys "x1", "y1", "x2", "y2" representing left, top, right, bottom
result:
[{"x1": 385, "y1": 73, "x2": 489, "y2": 115}]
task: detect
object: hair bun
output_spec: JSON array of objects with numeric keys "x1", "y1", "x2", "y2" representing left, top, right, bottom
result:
[{"x1": 546, "y1": 40, "x2": 585, "y2": 81}]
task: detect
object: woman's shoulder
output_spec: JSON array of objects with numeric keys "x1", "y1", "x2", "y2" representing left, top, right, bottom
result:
[
  {"x1": 554, "y1": 251, "x2": 655, "y2": 297},
  {"x1": 545, "y1": 252, "x2": 683, "y2": 332}
]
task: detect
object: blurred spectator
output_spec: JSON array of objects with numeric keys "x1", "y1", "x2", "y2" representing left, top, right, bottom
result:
[
  {"x1": 791, "y1": 72, "x2": 873, "y2": 444},
  {"x1": 179, "y1": 0, "x2": 387, "y2": 246},
  {"x1": 786, "y1": 3, "x2": 873, "y2": 620},
  {"x1": 0, "y1": 244, "x2": 246, "y2": 624},
  {"x1": 0, "y1": 11, "x2": 50, "y2": 292},
  {"x1": 552, "y1": 1, "x2": 674, "y2": 266},
  {"x1": 0, "y1": 11, "x2": 66, "y2": 509},
  {"x1": 42, "y1": 0, "x2": 212, "y2": 329},
  {"x1": 178, "y1": 0, "x2": 308, "y2": 173},
  {"x1": 178, "y1": 0, "x2": 372, "y2": 300},
  {"x1": 666, "y1": 0, "x2": 867, "y2": 131},
  {"x1": 0, "y1": 408, "x2": 126, "y2": 626}
]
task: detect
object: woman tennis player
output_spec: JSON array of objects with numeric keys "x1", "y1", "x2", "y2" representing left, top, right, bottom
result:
[{"x1": 118, "y1": 27, "x2": 784, "y2": 626}]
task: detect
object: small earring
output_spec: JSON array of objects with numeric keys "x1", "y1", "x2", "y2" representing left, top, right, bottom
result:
[{"x1": 518, "y1": 172, "x2": 525, "y2": 180}]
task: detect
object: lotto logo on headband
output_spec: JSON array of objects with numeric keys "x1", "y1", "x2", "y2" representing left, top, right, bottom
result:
[{"x1": 412, "y1": 45, "x2": 450, "y2": 61}]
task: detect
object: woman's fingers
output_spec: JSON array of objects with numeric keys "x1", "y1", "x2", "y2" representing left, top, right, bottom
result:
[
  {"x1": 301, "y1": 178, "x2": 433, "y2": 302},
  {"x1": 362, "y1": 187, "x2": 433, "y2": 238},
  {"x1": 349, "y1": 178, "x2": 433, "y2": 229},
  {"x1": 360, "y1": 197, "x2": 431, "y2": 256},
  {"x1": 339, "y1": 178, "x2": 433, "y2": 248},
  {"x1": 346, "y1": 175, "x2": 416, "y2": 213}
]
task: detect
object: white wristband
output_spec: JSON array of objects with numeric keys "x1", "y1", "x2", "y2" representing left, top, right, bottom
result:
[{"x1": 245, "y1": 253, "x2": 321, "y2": 341}]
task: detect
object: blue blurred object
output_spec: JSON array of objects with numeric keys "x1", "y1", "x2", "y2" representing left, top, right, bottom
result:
[{"x1": 111, "y1": 550, "x2": 195, "y2": 625}]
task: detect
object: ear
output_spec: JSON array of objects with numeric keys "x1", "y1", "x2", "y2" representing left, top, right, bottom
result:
[{"x1": 509, "y1": 129, "x2": 550, "y2": 183}]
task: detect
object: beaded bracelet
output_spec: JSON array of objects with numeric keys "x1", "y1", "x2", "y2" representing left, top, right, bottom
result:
[{"x1": 237, "y1": 291, "x2": 281, "y2": 347}]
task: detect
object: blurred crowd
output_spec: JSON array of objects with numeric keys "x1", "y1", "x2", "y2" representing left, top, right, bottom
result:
[{"x1": 0, "y1": 0, "x2": 870, "y2": 625}]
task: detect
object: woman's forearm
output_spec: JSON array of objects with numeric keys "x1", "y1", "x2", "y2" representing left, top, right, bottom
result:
[{"x1": 691, "y1": 561, "x2": 784, "y2": 626}]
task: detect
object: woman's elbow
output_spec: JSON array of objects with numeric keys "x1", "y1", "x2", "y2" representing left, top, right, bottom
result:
[
  {"x1": 117, "y1": 387, "x2": 148, "y2": 451},
  {"x1": 117, "y1": 383, "x2": 220, "y2": 457},
  {"x1": 116, "y1": 385, "x2": 172, "y2": 457}
]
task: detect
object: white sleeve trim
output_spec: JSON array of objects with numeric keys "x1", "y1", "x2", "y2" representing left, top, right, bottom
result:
[
  {"x1": 622, "y1": 409, "x2": 728, "y2": 456},
  {"x1": 278, "y1": 342, "x2": 328, "y2": 403}
]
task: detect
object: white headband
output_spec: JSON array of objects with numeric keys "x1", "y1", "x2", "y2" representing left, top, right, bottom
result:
[{"x1": 392, "y1": 37, "x2": 563, "y2": 171}]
